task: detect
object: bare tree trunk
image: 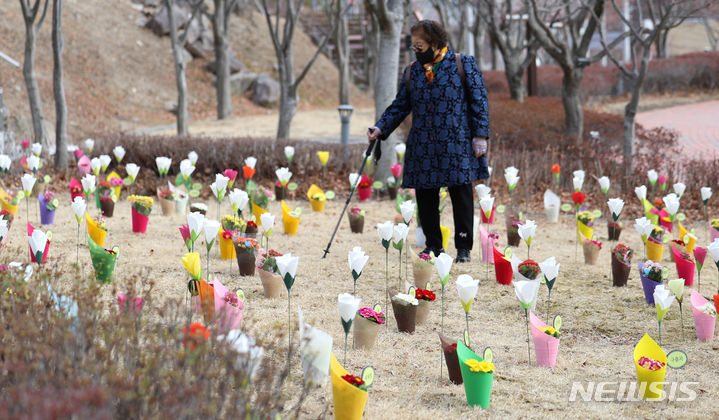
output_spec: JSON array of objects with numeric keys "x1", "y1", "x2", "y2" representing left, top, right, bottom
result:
[
  {"x1": 167, "y1": 0, "x2": 188, "y2": 135},
  {"x1": 504, "y1": 60, "x2": 525, "y2": 102},
  {"x1": 52, "y1": 0, "x2": 67, "y2": 169},
  {"x1": 561, "y1": 67, "x2": 584, "y2": 141},
  {"x1": 276, "y1": 54, "x2": 298, "y2": 140},
  {"x1": 20, "y1": 0, "x2": 49, "y2": 150},
  {"x1": 702, "y1": 17, "x2": 718, "y2": 51},
  {"x1": 472, "y1": 13, "x2": 486, "y2": 66},
  {"x1": 213, "y1": 0, "x2": 235, "y2": 119},
  {"x1": 654, "y1": 27, "x2": 669, "y2": 58},
  {"x1": 336, "y1": 0, "x2": 350, "y2": 104}
]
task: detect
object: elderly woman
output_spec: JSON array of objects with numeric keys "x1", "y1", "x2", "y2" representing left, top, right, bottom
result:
[{"x1": 368, "y1": 20, "x2": 490, "y2": 263}]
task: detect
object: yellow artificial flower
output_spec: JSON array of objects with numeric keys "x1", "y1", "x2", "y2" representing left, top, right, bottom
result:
[
  {"x1": 311, "y1": 192, "x2": 326, "y2": 202},
  {"x1": 540, "y1": 326, "x2": 561, "y2": 338},
  {"x1": 465, "y1": 359, "x2": 494, "y2": 373},
  {"x1": 182, "y1": 252, "x2": 202, "y2": 280},
  {"x1": 317, "y1": 151, "x2": 330, "y2": 167}
]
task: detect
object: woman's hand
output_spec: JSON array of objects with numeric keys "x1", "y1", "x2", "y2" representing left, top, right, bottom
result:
[
  {"x1": 472, "y1": 137, "x2": 488, "y2": 157},
  {"x1": 367, "y1": 126, "x2": 382, "y2": 142}
]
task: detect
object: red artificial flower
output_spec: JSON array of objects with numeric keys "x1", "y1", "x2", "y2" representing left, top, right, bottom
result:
[
  {"x1": 21, "y1": 140, "x2": 30, "y2": 149},
  {"x1": 242, "y1": 166, "x2": 255, "y2": 180},
  {"x1": 342, "y1": 374, "x2": 365, "y2": 388},
  {"x1": 415, "y1": 288, "x2": 436, "y2": 301},
  {"x1": 571, "y1": 191, "x2": 586, "y2": 206},
  {"x1": 246, "y1": 221, "x2": 257, "y2": 228},
  {"x1": 358, "y1": 175, "x2": 372, "y2": 189},
  {"x1": 73, "y1": 149, "x2": 84, "y2": 159},
  {"x1": 658, "y1": 175, "x2": 667, "y2": 185},
  {"x1": 182, "y1": 322, "x2": 210, "y2": 351},
  {"x1": 551, "y1": 164, "x2": 560, "y2": 174},
  {"x1": 654, "y1": 199, "x2": 664, "y2": 209}
]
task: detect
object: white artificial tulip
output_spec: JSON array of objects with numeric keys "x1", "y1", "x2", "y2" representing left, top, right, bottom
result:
[
  {"x1": 217, "y1": 330, "x2": 264, "y2": 379},
  {"x1": 155, "y1": 156, "x2": 171, "y2": 175},
  {"x1": 260, "y1": 213, "x2": 275, "y2": 236},
  {"x1": 572, "y1": 176, "x2": 584, "y2": 192},
  {"x1": 395, "y1": 143, "x2": 406, "y2": 158},
  {"x1": 90, "y1": 157, "x2": 101, "y2": 175},
  {"x1": 392, "y1": 223, "x2": 409, "y2": 247},
  {"x1": 667, "y1": 278, "x2": 685, "y2": 303},
  {"x1": 84, "y1": 138, "x2": 94, "y2": 153},
  {"x1": 590, "y1": 131, "x2": 600, "y2": 139},
  {"x1": 701, "y1": 187, "x2": 712, "y2": 202},
  {"x1": 400, "y1": 200, "x2": 415, "y2": 224},
  {"x1": 539, "y1": 257, "x2": 560, "y2": 281},
  {"x1": 0, "y1": 154, "x2": 11, "y2": 172},
  {"x1": 518, "y1": 219, "x2": 537, "y2": 246},
  {"x1": 215, "y1": 174, "x2": 229, "y2": 192},
  {"x1": 663, "y1": 193, "x2": 680, "y2": 216},
  {"x1": 348, "y1": 247, "x2": 369, "y2": 277},
  {"x1": 276, "y1": 253, "x2": 299, "y2": 282},
  {"x1": 505, "y1": 171, "x2": 519, "y2": 191},
  {"x1": 337, "y1": 293, "x2": 361, "y2": 323},
  {"x1": 126, "y1": 163, "x2": 140, "y2": 181},
  {"x1": 99, "y1": 154, "x2": 111, "y2": 172},
  {"x1": 275, "y1": 167, "x2": 292, "y2": 186},
  {"x1": 377, "y1": 221, "x2": 393, "y2": 244},
  {"x1": 475, "y1": 184, "x2": 491, "y2": 200},
  {"x1": 81, "y1": 174, "x2": 96, "y2": 194},
  {"x1": 229, "y1": 189, "x2": 249, "y2": 215},
  {"x1": 572, "y1": 170, "x2": 585, "y2": 181},
  {"x1": 0, "y1": 219, "x2": 8, "y2": 241},
  {"x1": 435, "y1": 252, "x2": 454, "y2": 286},
  {"x1": 479, "y1": 196, "x2": 494, "y2": 218},
  {"x1": 71, "y1": 197, "x2": 86, "y2": 224},
  {"x1": 673, "y1": 183, "x2": 686, "y2": 198},
  {"x1": 635, "y1": 185, "x2": 647, "y2": 202},
  {"x1": 653, "y1": 284, "x2": 675, "y2": 321},
  {"x1": 514, "y1": 280, "x2": 540, "y2": 309},
  {"x1": 598, "y1": 176, "x2": 610, "y2": 194},
  {"x1": 28, "y1": 229, "x2": 48, "y2": 260},
  {"x1": 284, "y1": 146, "x2": 295, "y2": 162},
  {"x1": 31, "y1": 143, "x2": 42, "y2": 156},
  {"x1": 349, "y1": 173, "x2": 360, "y2": 188},
  {"x1": 203, "y1": 219, "x2": 221, "y2": 250},
  {"x1": 647, "y1": 169, "x2": 658, "y2": 185},
  {"x1": 187, "y1": 212, "x2": 205, "y2": 242},
  {"x1": 187, "y1": 151, "x2": 198, "y2": 165},
  {"x1": 708, "y1": 239, "x2": 719, "y2": 263},
  {"x1": 113, "y1": 146, "x2": 125, "y2": 162},
  {"x1": 21, "y1": 174, "x2": 36, "y2": 196},
  {"x1": 607, "y1": 198, "x2": 625, "y2": 221},
  {"x1": 487, "y1": 166, "x2": 493, "y2": 176},
  {"x1": 505, "y1": 166, "x2": 519, "y2": 178},
  {"x1": 180, "y1": 159, "x2": 195, "y2": 179},
  {"x1": 244, "y1": 156, "x2": 257, "y2": 169},
  {"x1": 298, "y1": 308, "x2": 332, "y2": 386},
  {"x1": 634, "y1": 217, "x2": 654, "y2": 242},
  {"x1": 456, "y1": 274, "x2": 479, "y2": 312}
]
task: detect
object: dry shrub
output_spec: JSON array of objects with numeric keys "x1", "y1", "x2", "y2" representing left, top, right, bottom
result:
[{"x1": 0, "y1": 267, "x2": 313, "y2": 418}]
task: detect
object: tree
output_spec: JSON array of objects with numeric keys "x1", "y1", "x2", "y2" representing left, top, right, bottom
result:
[
  {"x1": 365, "y1": 0, "x2": 406, "y2": 182},
  {"x1": 259, "y1": 0, "x2": 349, "y2": 139},
  {"x1": 328, "y1": 0, "x2": 351, "y2": 104},
  {"x1": 587, "y1": 0, "x2": 709, "y2": 181},
  {"x1": 212, "y1": 0, "x2": 239, "y2": 119},
  {"x1": 478, "y1": 0, "x2": 539, "y2": 102},
  {"x1": 430, "y1": 0, "x2": 471, "y2": 53},
  {"x1": 19, "y1": 0, "x2": 50, "y2": 151},
  {"x1": 165, "y1": 0, "x2": 204, "y2": 136},
  {"x1": 51, "y1": 0, "x2": 67, "y2": 169}
]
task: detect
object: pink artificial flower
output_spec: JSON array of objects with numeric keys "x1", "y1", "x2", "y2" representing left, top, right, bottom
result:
[
  {"x1": 21, "y1": 140, "x2": 30, "y2": 149},
  {"x1": 73, "y1": 149, "x2": 84, "y2": 159},
  {"x1": 223, "y1": 168, "x2": 238, "y2": 181},
  {"x1": 117, "y1": 294, "x2": 144, "y2": 314},
  {"x1": 110, "y1": 177, "x2": 124, "y2": 187},
  {"x1": 179, "y1": 224, "x2": 190, "y2": 242},
  {"x1": 693, "y1": 246, "x2": 707, "y2": 266},
  {"x1": 390, "y1": 163, "x2": 402, "y2": 178},
  {"x1": 658, "y1": 175, "x2": 667, "y2": 185}
]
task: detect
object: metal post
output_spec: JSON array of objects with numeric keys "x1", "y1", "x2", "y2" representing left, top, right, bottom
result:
[{"x1": 338, "y1": 104, "x2": 354, "y2": 160}]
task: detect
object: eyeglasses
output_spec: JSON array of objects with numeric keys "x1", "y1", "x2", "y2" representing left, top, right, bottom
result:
[{"x1": 410, "y1": 44, "x2": 428, "y2": 53}]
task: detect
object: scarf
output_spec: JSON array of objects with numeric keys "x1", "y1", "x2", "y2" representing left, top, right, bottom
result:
[{"x1": 423, "y1": 46, "x2": 449, "y2": 83}]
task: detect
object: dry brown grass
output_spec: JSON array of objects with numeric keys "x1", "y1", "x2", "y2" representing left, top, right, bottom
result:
[{"x1": 2, "y1": 185, "x2": 719, "y2": 417}]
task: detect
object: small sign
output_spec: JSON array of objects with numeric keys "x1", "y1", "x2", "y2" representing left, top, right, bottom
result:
[
  {"x1": 553, "y1": 315, "x2": 562, "y2": 331},
  {"x1": 360, "y1": 366, "x2": 375, "y2": 387},
  {"x1": 662, "y1": 235, "x2": 670, "y2": 244},
  {"x1": 483, "y1": 347, "x2": 493, "y2": 364},
  {"x1": 372, "y1": 181, "x2": 384, "y2": 189},
  {"x1": 373, "y1": 303, "x2": 382, "y2": 314},
  {"x1": 408, "y1": 286, "x2": 416, "y2": 297},
  {"x1": 287, "y1": 182, "x2": 298, "y2": 192},
  {"x1": 592, "y1": 209, "x2": 603, "y2": 218},
  {"x1": 43, "y1": 175, "x2": 51, "y2": 183},
  {"x1": 496, "y1": 205, "x2": 506, "y2": 214},
  {"x1": 235, "y1": 288, "x2": 246, "y2": 303},
  {"x1": 188, "y1": 189, "x2": 201, "y2": 198},
  {"x1": 560, "y1": 203, "x2": 573, "y2": 213},
  {"x1": 666, "y1": 350, "x2": 687, "y2": 369},
  {"x1": 325, "y1": 190, "x2": 336, "y2": 200},
  {"x1": 683, "y1": 233, "x2": 690, "y2": 244},
  {"x1": 425, "y1": 281, "x2": 431, "y2": 291},
  {"x1": 464, "y1": 329, "x2": 470, "y2": 347},
  {"x1": 192, "y1": 182, "x2": 203, "y2": 191},
  {"x1": 293, "y1": 207, "x2": 302, "y2": 217},
  {"x1": 676, "y1": 213, "x2": 686, "y2": 222},
  {"x1": 661, "y1": 267, "x2": 670, "y2": 279},
  {"x1": 504, "y1": 247, "x2": 513, "y2": 260}
]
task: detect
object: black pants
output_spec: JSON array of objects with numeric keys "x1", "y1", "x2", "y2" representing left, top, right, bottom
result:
[{"x1": 416, "y1": 183, "x2": 474, "y2": 251}]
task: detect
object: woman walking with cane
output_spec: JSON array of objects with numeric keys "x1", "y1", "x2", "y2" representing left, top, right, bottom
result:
[{"x1": 367, "y1": 20, "x2": 490, "y2": 263}]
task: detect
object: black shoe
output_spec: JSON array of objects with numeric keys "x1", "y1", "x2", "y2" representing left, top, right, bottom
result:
[
  {"x1": 457, "y1": 249, "x2": 471, "y2": 263},
  {"x1": 419, "y1": 247, "x2": 445, "y2": 258}
]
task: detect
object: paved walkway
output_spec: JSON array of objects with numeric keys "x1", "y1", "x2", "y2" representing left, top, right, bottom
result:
[{"x1": 636, "y1": 100, "x2": 719, "y2": 160}]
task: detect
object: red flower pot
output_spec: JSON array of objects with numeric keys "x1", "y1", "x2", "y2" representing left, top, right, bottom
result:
[
  {"x1": 358, "y1": 187, "x2": 371, "y2": 202},
  {"x1": 131, "y1": 207, "x2": 149, "y2": 233}
]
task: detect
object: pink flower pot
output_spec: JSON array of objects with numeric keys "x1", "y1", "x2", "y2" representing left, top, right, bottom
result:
[
  {"x1": 530, "y1": 311, "x2": 560, "y2": 367},
  {"x1": 691, "y1": 291, "x2": 716, "y2": 342},
  {"x1": 131, "y1": 207, "x2": 149, "y2": 233},
  {"x1": 357, "y1": 187, "x2": 371, "y2": 202}
]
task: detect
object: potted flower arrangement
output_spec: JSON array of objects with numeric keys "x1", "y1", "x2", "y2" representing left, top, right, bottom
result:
[
  {"x1": 611, "y1": 243, "x2": 633, "y2": 287},
  {"x1": 415, "y1": 288, "x2": 435, "y2": 324},
  {"x1": 669, "y1": 239, "x2": 685, "y2": 263},
  {"x1": 219, "y1": 215, "x2": 244, "y2": 260},
  {"x1": 412, "y1": 252, "x2": 434, "y2": 289},
  {"x1": 87, "y1": 213, "x2": 108, "y2": 247},
  {"x1": 330, "y1": 356, "x2": 369, "y2": 420},
  {"x1": 175, "y1": 190, "x2": 189, "y2": 214},
  {"x1": 69, "y1": 178, "x2": 84, "y2": 201},
  {"x1": 233, "y1": 236, "x2": 260, "y2": 276},
  {"x1": 457, "y1": 341, "x2": 494, "y2": 409},
  {"x1": 347, "y1": 207, "x2": 364, "y2": 233},
  {"x1": 530, "y1": 312, "x2": 561, "y2": 368},
  {"x1": 438, "y1": 333, "x2": 463, "y2": 384},
  {"x1": 1, "y1": 190, "x2": 20, "y2": 216},
  {"x1": 127, "y1": 195, "x2": 153, "y2": 234},
  {"x1": 691, "y1": 291, "x2": 716, "y2": 342},
  {"x1": 256, "y1": 249, "x2": 284, "y2": 298},
  {"x1": 582, "y1": 238, "x2": 602, "y2": 265},
  {"x1": 309, "y1": 190, "x2": 326, "y2": 212},
  {"x1": 672, "y1": 248, "x2": 695, "y2": 287},
  {"x1": 353, "y1": 307, "x2": 385, "y2": 349},
  {"x1": 190, "y1": 202, "x2": 207, "y2": 215},
  {"x1": 96, "y1": 181, "x2": 116, "y2": 217},
  {"x1": 1, "y1": 208, "x2": 14, "y2": 228},
  {"x1": 357, "y1": 175, "x2": 372, "y2": 202},
  {"x1": 710, "y1": 219, "x2": 719, "y2": 242},
  {"x1": 647, "y1": 226, "x2": 664, "y2": 262},
  {"x1": 244, "y1": 220, "x2": 258, "y2": 238},
  {"x1": 38, "y1": 190, "x2": 58, "y2": 225},
  {"x1": 274, "y1": 181, "x2": 286, "y2": 201},
  {"x1": 633, "y1": 334, "x2": 667, "y2": 400},
  {"x1": 157, "y1": 187, "x2": 176, "y2": 216},
  {"x1": 608, "y1": 221, "x2": 622, "y2": 241},
  {"x1": 390, "y1": 292, "x2": 418, "y2": 333},
  {"x1": 505, "y1": 213, "x2": 521, "y2": 247},
  {"x1": 639, "y1": 260, "x2": 663, "y2": 304},
  {"x1": 576, "y1": 211, "x2": 595, "y2": 242},
  {"x1": 251, "y1": 186, "x2": 273, "y2": 222},
  {"x1": 386, "y1": 175, "x2": 399, "y2": 200}
]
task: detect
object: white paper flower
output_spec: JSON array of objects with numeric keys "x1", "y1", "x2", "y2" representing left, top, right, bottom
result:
[
  {"x1": 81, "y1": 174, "x2": 96, "y2": 193},
  {"x1": 377, "y1": 221, "x2": 393, "y2": 243},
  {"x1": 298, "y1": 307, "x2": 332, "y2": 386},
  {"x1": 393, "y1": 292, "x2": 418, "y2": 306},
  {"x1": 260, "y1": 213, "x2": 275, "y2": 236},
  {"x1": 662, "y1": 193, "x2": 680, "y2": 216},
  {"x1": 229, "y1": 189, "x2": 249, "y2": 214},
  {"x1": 284, "y1": 146, "x2": 295, "y2": 161},
  {"x1": 598, "y1": 176, "x2": 610, "y2": 194},
  {"x1": 348, "y1": 246, "x2": 369, "y2": 277},
  {"x1": 337, "y1": 293, "x2": 361, "y2": 323},
  {"x1": 635, "y1": 185, "x2": 647, "y2": 202},
  {"x1": 505, "y1": 166, "x2": 519, "y2": 178},
  {"x1": 84, "y1": 138, "x2": 94, "y2": 152},
  {"x1": 505, "y1": 172, "x2": 519, "y2": 190},
  {"x1": 126, "y1": 163, "x2": 140, "y2": 181},
  {"x1": 71, "y1": 196, "x2": 86, "y2": 224},
  {"x1": 0, "y1": 219, "x2": 8, "y2": 241},
  {"x1": 21, "y1": 174, "x2": 36, "y2": 196},
  {"x1": 673, "y1": 182, "x2": 686, "y2": 198},
  {"x1": 400, "y1": 200, "x2": 415, "y2": 224},
  {"x1": 28, "y1": 229, "x2": 48, "y2": 260},
  {"x1": 217, "y1": 330, "x2": 264, "y2": 379},
  {"x1": 275, "y1": 167, "x2": 292, "y2": 186},
  {"x1": 634, "y1": 217, "x2": 653, "y2": 242},
  {"x1": 667, "y1": 278, "x2": 684, "y2": 303},
  {"x1": 589, "y1": 131, "x2": 600, "y2": 139},
  {"x1": 0, "y1": 154, "x2": 11, "y2": 172},
  {"x1": 708, "y1": 239, "x2": 719, "y2": 263},
  {"x1": 607, "y1": 198, "x2": 625, "y2": 220},
  {"x1": 518, "y1": 219, "x2": 537, "y2": 246},
  {"x1": 90, "y1": 157, "x2": 101, "y2": 175},
  {"x1": 395, "y1": 143, "x2": 406, "y2": 157},
  {"x1": 31, "y1": 143, "x2": 42, "y2": 156},
  {"x1": 647, "y1": 169, "x2": 658, "y2": 185},
  {"x1": 435, "y1": 252, "x2": 454, "y2": 286},
  {"x1": 99, "y1": 154, "x2": 111, "y2": 172},
  {"x1": 514, "y1": 280, "x2": 540, "y2": 309},
  {"x1": 475, "y1": 184, "x2": 491, "y2": 200},
  {"x1": 653, "y1": 284, "x2": 675, "y2": 320},
  {"x1": 276, "y1": 253, "x2": 299, "y2": 282},
  {"x1": 244, "y1": 156, "x2": 257, "y2": 169},
  {"x1": 479, "y1": 196, "x2": 494, "y2": 218},
  {"x1": 392, "y1": 223, "x2": 409, "y2": 247},
  {"x1": 187, "y1": 212, "x2": 205, "y2": 241},
  {"x1": 113, "y1": 146, "x2": 125, "y2": 162},
  {"x1": 155, "y1": 156, "x2": 171, "y2": 174},
  {"x1": 539, "y1": 257, "x2": 560, "y2": 281},
  {"x1": 572, "y1": 176, "x2": 584, "y2": 192},
  {"x1": 349, "y1": 173, "x2": 360, "y2": 188},
  {"x1": 701, "y1": 187, "x2": 712, "y2": 202},
  {"x1": 456, "y1": 274, "x2": 479, "y2": 311},
  {"x1": 203, "y1": 219, "x2": 221, "y2": 249},
  {"x1": 573, "y1": 170, "x2": 585, "y2": 180},
  {"x1": 180, "y1": 159, "x2": 195, "y2": 179}
]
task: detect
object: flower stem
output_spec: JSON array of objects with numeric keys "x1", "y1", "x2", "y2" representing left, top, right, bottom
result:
[
  {"x1": 658, "y1": 320, "x2": 662, "y2": 348},
  {"x1": 441, "y1": 285, "x2": 445, "y2": 334},
  {"x1": 288, "y1": 292, "x2": 292, "y2": 352},
  {"x1": 206, "y1": 249, "x2": 210, "y2": 279},
  {"x1": 76, "y1": 223, "x2": 80, "y2": 266},
  {"x1": 546, "y1": 291, "x2": 551, "y2": 322},
  {"x1": 525, "y1": 308, "x2": 530, "y2": 364},
  {"x1": 344, "y1": 333, "x2": 348, "y2": 366},
  {"x1": 679, "y1": 303, "x2": 684, "y2": 342},
  {"x1": 398, "y1": 249, "x2": 402, "y2": 290},
  {"x1": 384, "y1": 249, "x2": 388, "y2": 326},
  {"x1": 465, "y1": 312, "x2": 470, "y2": 347}
]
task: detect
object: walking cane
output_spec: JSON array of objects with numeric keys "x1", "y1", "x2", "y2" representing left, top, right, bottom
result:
[{"x1": 322, "y1": 139, "x2": 378, "y2": 258}]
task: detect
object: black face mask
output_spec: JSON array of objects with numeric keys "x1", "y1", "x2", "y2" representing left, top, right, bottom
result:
[{"x1": 415, "y1": 47, "x2": 435, "y2": 65}]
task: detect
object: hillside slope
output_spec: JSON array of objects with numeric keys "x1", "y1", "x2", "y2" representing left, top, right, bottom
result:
[{"x1": 0, "y1": 0, "x2": 371, "y2": 141}]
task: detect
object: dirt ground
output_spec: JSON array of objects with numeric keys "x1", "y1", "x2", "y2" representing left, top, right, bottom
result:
[{"x1": 3, "y1": 181, "x2": 719, "y2": 418}]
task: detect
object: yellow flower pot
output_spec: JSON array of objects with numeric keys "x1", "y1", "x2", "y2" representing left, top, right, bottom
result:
[
  {"x1": 0, "y1": 189, "x2": 18, "y2": 216},
  {"x1": 219, "y1": 228, "x2": 236, "y2": 260},
  {"x1": 577, "y1": 220, "x2": 594, "y2": 241},
  {"x1": 330, "y1": 354, "x2": 367, "y2": 420},
  {"x1": 281, "y1": 201, "x2": 300, "y2": 235},
  {"x1": 633, "y1": 334, "x2": 667, "y2": 400},
  {"x1": 86, "y1": 212, "x2": 107, "y2": 248},
  {"x1": 440, "y1": 225, "x2": 450, "y2": 251},
  {"x1": 307, "y1": 184, "x2": 326, "y2": 212},
  {"x1": 251, "y1": 200, "x2": 268, "y2": 226},
  {"x1": 646, "y1": 240, "x2": 664, "y2": 262},
  {"x1": 310, "y1": 199, "x2": 326, "y2": 212}
]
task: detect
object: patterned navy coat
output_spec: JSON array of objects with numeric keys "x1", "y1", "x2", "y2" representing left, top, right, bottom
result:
[{"x1": 375, "y1": 48, "x2": 490, "y2": 189}]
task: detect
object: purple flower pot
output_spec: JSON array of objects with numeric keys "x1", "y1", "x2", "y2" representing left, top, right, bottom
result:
[
  {"x1": 38, "y1": 194, "x2": 56, "y2": 225},
  {"x1": 638, "y1": 260, "x2": 660, "y2": 305}
]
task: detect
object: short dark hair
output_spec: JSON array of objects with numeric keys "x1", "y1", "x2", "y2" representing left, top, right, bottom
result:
[{"x1": 410, "y1": 20, "x2": 448, "y2": 49}]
